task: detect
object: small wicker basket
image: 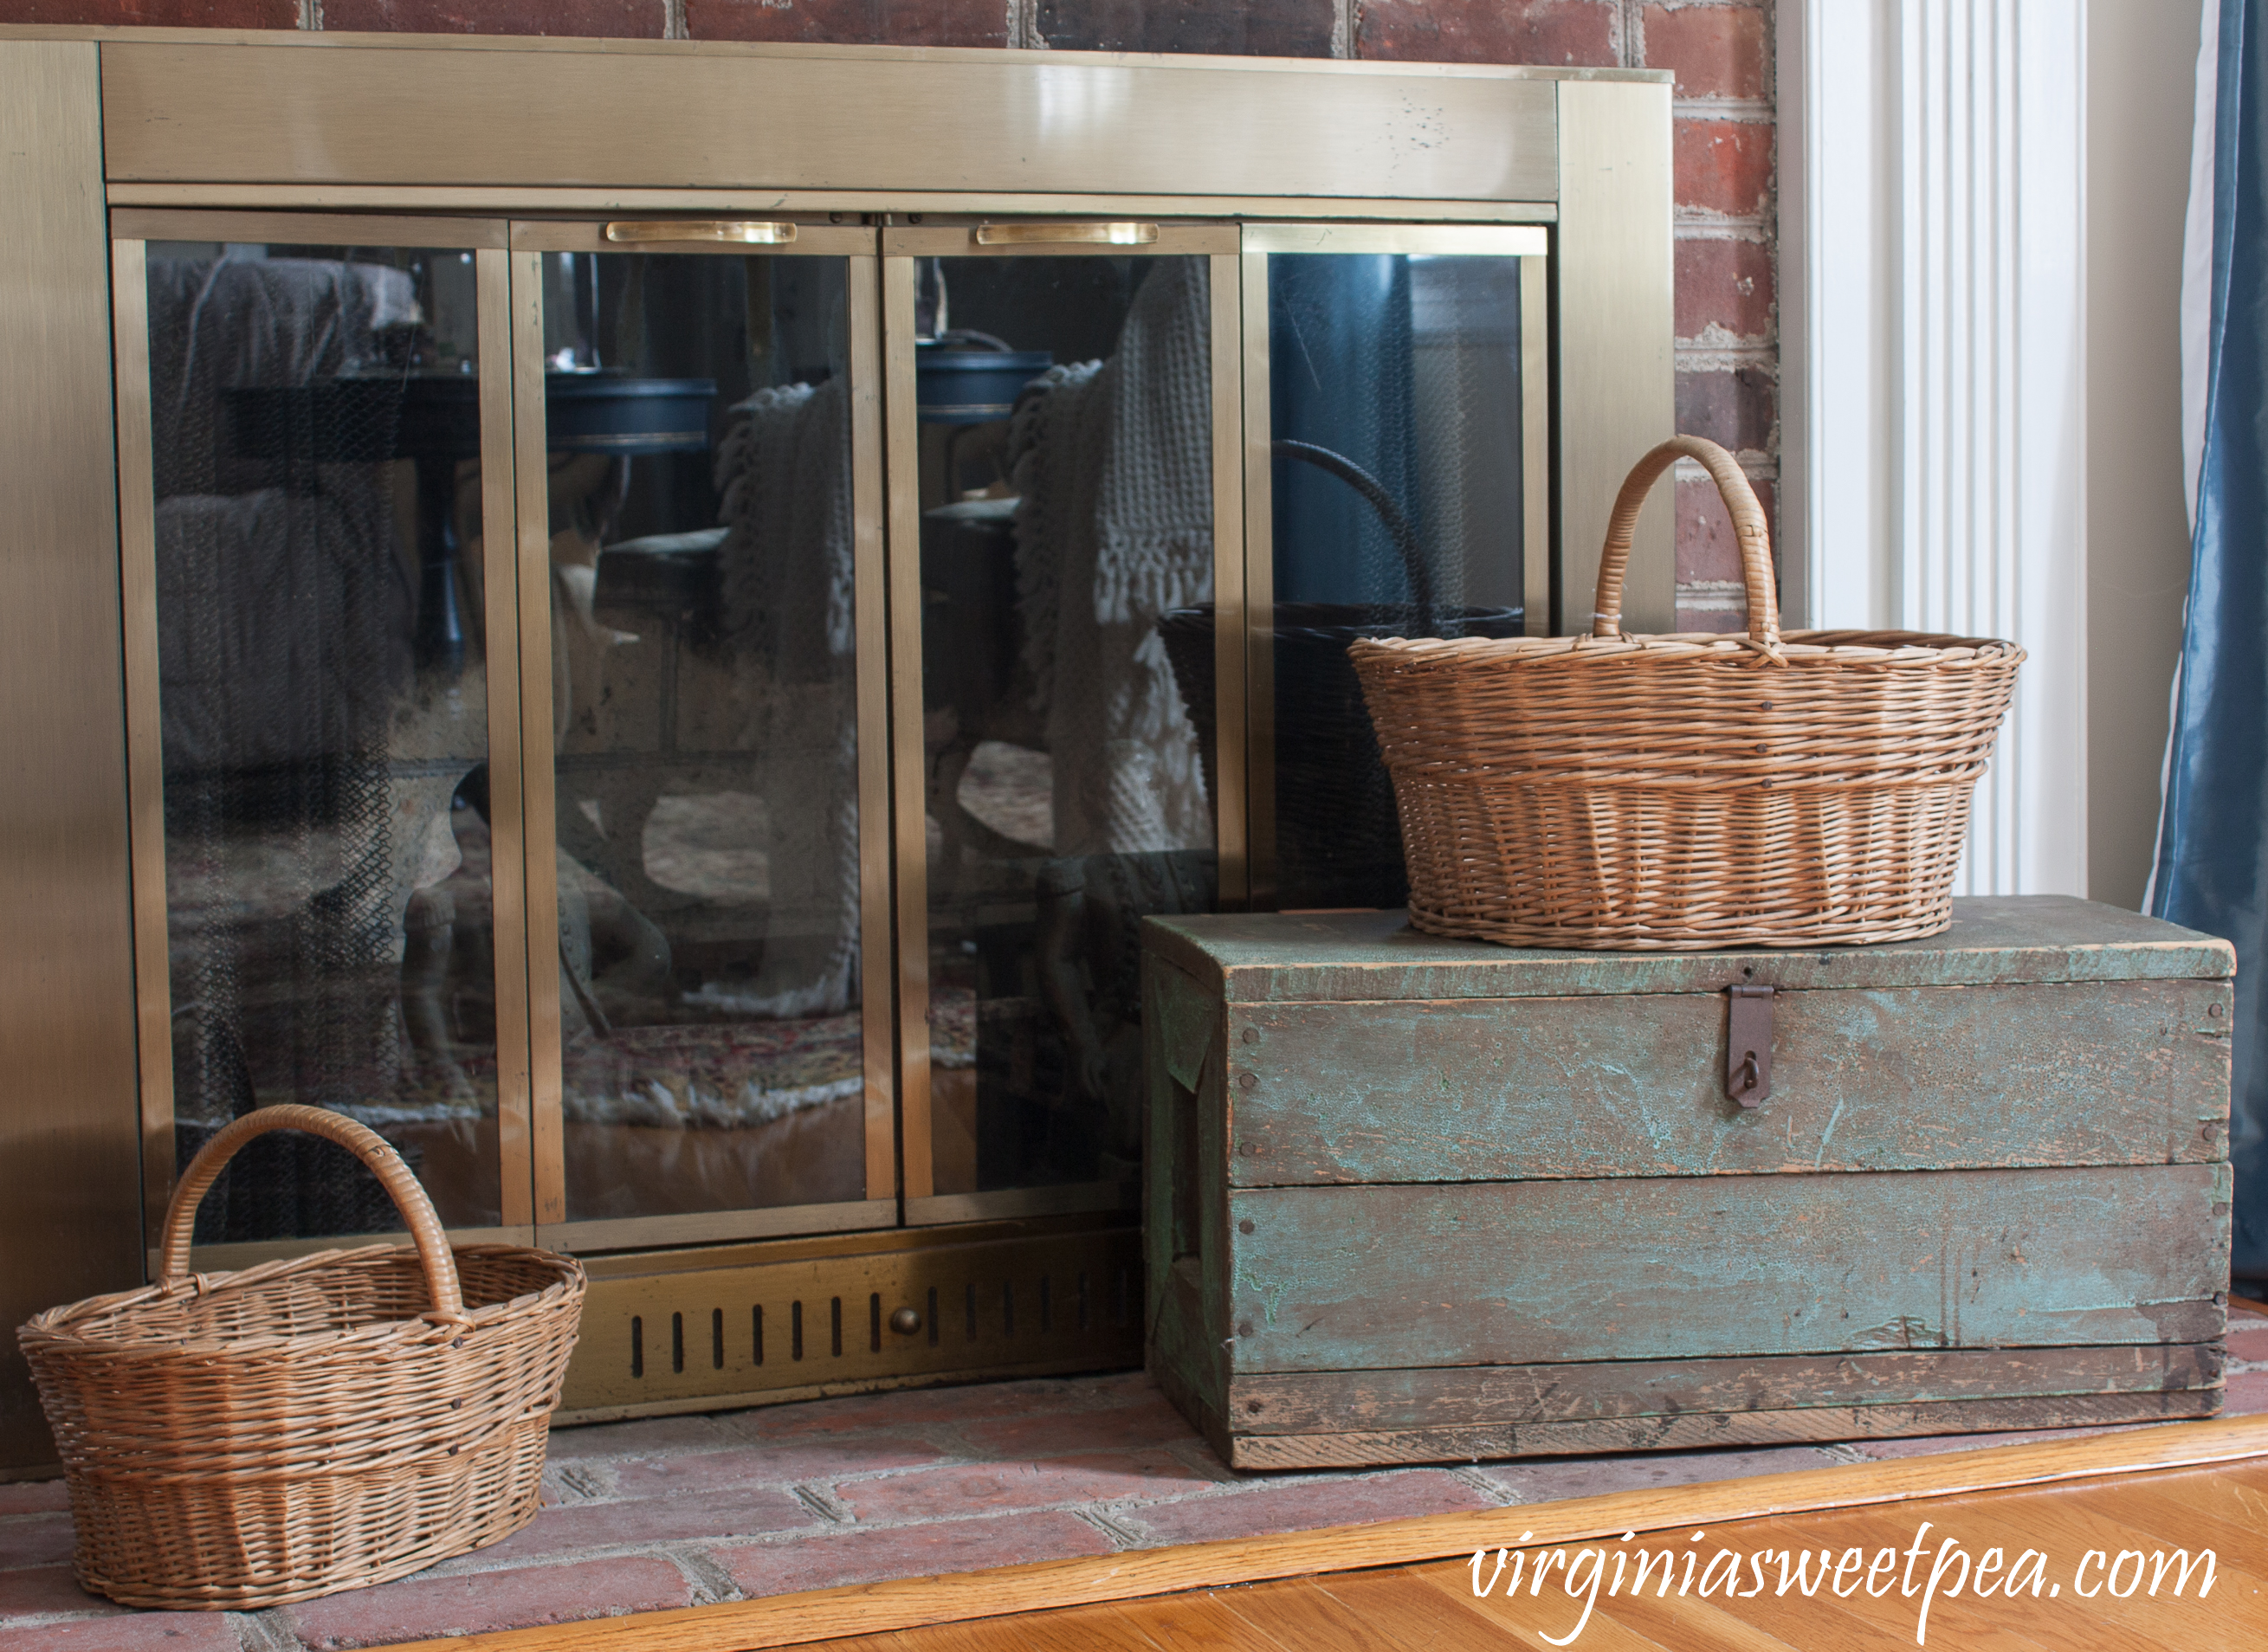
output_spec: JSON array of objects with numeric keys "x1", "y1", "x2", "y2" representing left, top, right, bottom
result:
[
  {"x1": 1349, "y1": 436, "x2": 2024, "y2": 950},
  {"x1": 18, "y1": 1105, "x2": 585, "y2": 1610}
]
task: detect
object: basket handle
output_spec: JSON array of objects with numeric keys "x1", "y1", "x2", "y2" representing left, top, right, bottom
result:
[
  {"x1": 158, "y1": 1104, "x2": 467, "y2": 1323},
  {"x1": 1592, "y1": 435, "x2": 1778, "y2": 649}
]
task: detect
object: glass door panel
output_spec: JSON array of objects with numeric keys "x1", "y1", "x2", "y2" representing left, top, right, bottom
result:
[
  {"x1": 119, "y1": 220, "x2": 521, "y2": 1247},
  {"x1": 512, "y1": 224, "x2": 889, "y2": 1242},
  {"x1": 884, "y1": 226, "x2": 1239, "y2": 1216},
  {"x1": 1244, "y1": 227, "x2": 1550, "y2": 912}
]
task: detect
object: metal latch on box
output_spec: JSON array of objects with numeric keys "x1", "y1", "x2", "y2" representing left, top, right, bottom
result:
[{"x1": 1726, "y1": 984, "x2": 1774, "y2": 1107}]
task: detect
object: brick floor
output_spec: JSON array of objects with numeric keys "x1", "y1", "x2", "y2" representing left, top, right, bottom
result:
[
  {"x1": 0, "y1": 1485, "x2": 68, "y2": 1517},
  {"x1": 0, "y1": 1615, "x2": 242, "y2": 1650},
  {"x1": 715, "y1": 1507, "x2": 1115, "y2": 1597},
  {"x1": 0, "y1": 1515, "x2": 75, "y2": 1571},
  {"x1": 0, "y1": 1564, "x2": 124, "y2": 1619},
  {"x1": 3, "y1": 1358, "x2": 2259, "y2": 1650},
  {"x1": 283, "y1": 1556, "x2": 692, "y2": 1650},
  {"x1": 1116, "y1": 1466, "x2": 1494, "y2": 1546},
  {"x1": 1465, "y1": 1445, "x2": 1854, "y2": 1505},
  {"x1": 833, "y1": 1445, "x2": 1218, "y2": 1523}
]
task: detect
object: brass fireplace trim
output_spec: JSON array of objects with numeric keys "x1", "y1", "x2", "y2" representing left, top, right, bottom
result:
[
  {"x1": 559, "y1": 1214, "x2": 1142, "y2": 1420},
  {"x1": 0, "y1": 25, "x2": 1676, "y2": 1468},
  {"x1": 88, "y1": 33, "x2": 1575, "y2": 203}
]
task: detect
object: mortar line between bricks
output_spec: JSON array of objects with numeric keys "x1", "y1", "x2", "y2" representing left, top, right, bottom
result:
[
  {"x1": 1446, "y1": 1465, "x2": 1518, "y2": 1504},
  {"x1": 666, "y1": 1546, "x2": 746, "y2": 1605},
  {"x1": 792, "y1": 1485, "x2": 853, "y2": 1524},
  {"x1": 1074, "y1": 1507, "x2": 1147, "y2": 1549},
  {"x1": 1675, "y1": 101, "x2": 1775, "y2": 120},
  {"x1": 1674, "y1": 220, "x2": 1772, "y2": 238},
  {"x1": 234, "y1": 1607, "x2": 302, "y2": 1652}
]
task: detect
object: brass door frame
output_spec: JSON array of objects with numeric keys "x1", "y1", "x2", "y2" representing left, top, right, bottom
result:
[
  {"x1": 1237, "y1": 223, "x2": 1553, "y2": 912},
  {"x1": 879, "y1": 223, "x2": 1242, "y2": 1223},
  {"x1": 506, "y1": 218, "x2": 900, "y2": 1254},
  {"x1": 0, "y1": 35, "x2": 141, "y2": 1475},
  {"x1": 109, "y1": 210, "x2": 536, "y2": 1273},
  {"x1": 101, "y1": 201, "x2": 1642, "y2": 1261},
  {"x1": 89, "y1": 34, "x2": 1575, "y2": 204}
]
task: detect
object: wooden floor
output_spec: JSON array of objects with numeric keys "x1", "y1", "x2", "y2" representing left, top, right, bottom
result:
[{"x1": 821, "y1": 1459, "x2": 2268, "y2": 1650}]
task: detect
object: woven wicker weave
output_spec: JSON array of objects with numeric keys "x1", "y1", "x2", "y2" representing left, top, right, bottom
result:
[
  {"x1": 1348, "y1": 436, "x2": 2024, "y2": 950},
  {"x1": 18, "y1": 1105, "x2": 585, "y2": 1610}
]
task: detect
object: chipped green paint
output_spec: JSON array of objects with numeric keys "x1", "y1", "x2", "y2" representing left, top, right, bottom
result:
[
  {"x1": 1147, "y1": 956, "x2": 1218, "y2": 1093},
  {"x1": 1225, "y1": 980, "x2": 2231, "y2": 1186},
  {"x1": 1223, "y1": 1165, "x2": 2228, "y2": 1373},
  {"x1": 1143, "y1": 896, "x2": 2237, "y2": 1464},
  {"x1": 1143, "y1": 895, "x2": 2235, "y2": 1005}
]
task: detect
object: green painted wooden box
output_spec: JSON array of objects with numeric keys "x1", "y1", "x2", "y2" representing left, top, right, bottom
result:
[{"x1": 1141, "y1": 896, "x2": 2235, "y2": 1469}]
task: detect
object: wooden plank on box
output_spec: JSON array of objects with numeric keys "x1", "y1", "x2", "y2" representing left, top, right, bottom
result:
[
  {"x1": 1225, "y1": 1164, "x2": 2230, "y2": 1371},
  {"x1": 1229, "y1": 980, "x2": 2231, "y2": 1185},
  {"x1": 1230, "y1": 1343, "x2": 2225, "y2": 1434},
  {"x1": 1225, "y1": 1388, "x2": 2223, "y2": 1469},
  {"x1": 1142, "y1": 896, "x2": 2235, "y2": 1006}
]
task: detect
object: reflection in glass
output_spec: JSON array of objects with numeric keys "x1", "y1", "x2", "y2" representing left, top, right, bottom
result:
[
  {"x1": 540, "y1": 251, "x2": 866, "y2": 1223},
  {"x1": 1266, "y1": 253, "x2": 1531, "y2": 910},
  {"x1": 920, "y1": 255, "x2": 1218, "y2": 1197},
  {"x1": 147, "y1": 242, "x2": 499, "y2": 1241}
]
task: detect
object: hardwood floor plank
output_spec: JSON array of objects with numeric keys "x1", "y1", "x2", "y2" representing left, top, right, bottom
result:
[
  {"x1": 1207, "y1": 1575, "x2": 1426, "y2": 1651},
  {"x1": 1669, "y1": 1516, "x2": 2112, "y2": 1652},
  {"x1": 1095, "y1": 1593, "x2": 1286, "y2": 1652},
  {"x1": 884, "y1": 1598, "x2": 1163, "y2": 1652},
  {"x1": 1937, "y1": 1497, "x2": 2266, "y2": 1649},
  {"x1": 1405, "y1": 1558, "x2": 1683, "y2": 1650},
  {"x1": 1312, "y1": 1566, "x2": 1551, "y2": 1650},
  {"x1": 2076, "y1": 1462, "x2": 2268, "y2": 1561}
]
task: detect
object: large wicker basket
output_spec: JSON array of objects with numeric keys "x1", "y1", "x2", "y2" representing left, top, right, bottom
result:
[
  {"x1": 1348, "y1": 436, "x2": 2024, "y2": 950},
  {"x1": 18, "y1": 1105, "x2": 585, "y2": 1610}
]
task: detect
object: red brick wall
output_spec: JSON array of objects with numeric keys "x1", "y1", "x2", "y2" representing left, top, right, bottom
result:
[{"x1": 33, "y1": 0, "x2": 1776, "y2": 629}]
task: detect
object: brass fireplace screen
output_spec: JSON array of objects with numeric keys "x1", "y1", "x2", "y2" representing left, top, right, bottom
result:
[{"x1": 0, "y1": 34, "x2": 1677, "y2": 1280}]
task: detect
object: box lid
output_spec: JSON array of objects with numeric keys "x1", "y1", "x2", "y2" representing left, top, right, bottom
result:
[{"x1": 1144, "y1": 895, "x2": 2233, "y2": 1002}]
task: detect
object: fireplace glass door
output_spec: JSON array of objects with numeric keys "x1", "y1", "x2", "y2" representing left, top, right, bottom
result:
[
  {"x1": 883, "y1": 226, "x2": 1239, "y2": 1219},
  {"x1": 1243, "y1": 226, "x2": 1550, "y2": 913},
  {"x1": 511, "y1": 223, "x2": 892, "y2": 1247},
  {"x1": 115, "y1": 212, "x2": 1553, "y2": 1267},
  {"x1": 118, "y1": 222, "x2": 523, "y2": 1248}
]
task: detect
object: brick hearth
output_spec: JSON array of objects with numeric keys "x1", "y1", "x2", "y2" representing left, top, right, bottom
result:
[{"x1": 3, "y1": 1305, "x2": 2262, "y2": 1651}]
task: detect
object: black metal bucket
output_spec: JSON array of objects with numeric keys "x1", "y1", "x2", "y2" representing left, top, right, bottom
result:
[{"x1": 1158, "y1": 602, "x2": 1523, "y2": 910}]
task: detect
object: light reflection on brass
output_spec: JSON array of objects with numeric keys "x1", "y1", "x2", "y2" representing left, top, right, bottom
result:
[
  {"x1": 880, "y1": 254, "x2": 933, "y2": 1205},
  {"x1": 849, "y1": 251, "x2": 899, "y2": 1203},
  {"x1": 1241, "y1": 223, "x2": 1549, "y2": 258},
  {"x1": 604, "y1": 220, "x2": 797, "y2": 245},
  {"x1": 510, "y1": 248, "x2": 569, "y2": 1234},
  {"x1": 972, "y1": 222, "x2": 1158, "y2": 246},
  {"x1": 110, "y1": 236, "x2": 174, "y2": 1249},
  {"x1": 1208, "y1": 251, "x2": 1249, "y2": 909},
  {"x1": 477, "y1": 243, "x2": 535, "y2": 1229},
  {"x1": 1522, "y1": 250, "x2": 1554, "y2": 637},
  {"x1": 1238, "y1": 249, "x2": 1277, "y2": 912},
  {"x1": 110, "y1": 184, "x2": 1565, "y2": 225}
]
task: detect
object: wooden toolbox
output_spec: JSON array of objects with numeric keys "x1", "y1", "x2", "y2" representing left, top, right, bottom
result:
[{"x1": 1141, "y1": 897, "x2": 2235, "y2": 1469}]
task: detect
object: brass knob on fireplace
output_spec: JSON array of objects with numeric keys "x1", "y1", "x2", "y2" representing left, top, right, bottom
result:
[{"x1": 888, "y1": 1307, "x2": 922, "y2": 1336}]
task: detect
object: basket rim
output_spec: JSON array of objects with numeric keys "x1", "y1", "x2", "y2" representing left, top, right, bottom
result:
[
  {"x1": 18, "y1": 1241, "x2": 584, "y2": 1362},
  {"x1": 1351, "y1": 629, "x2": 2025, "y2": 668}
]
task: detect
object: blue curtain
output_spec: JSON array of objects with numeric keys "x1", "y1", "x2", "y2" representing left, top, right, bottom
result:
[
  {"x1": 1268, "y1": 255, "x2": 1418, "y2": 606},
  {"x1": 2153, "y1": 0, "x2": 2268, "y2": 1276}
]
